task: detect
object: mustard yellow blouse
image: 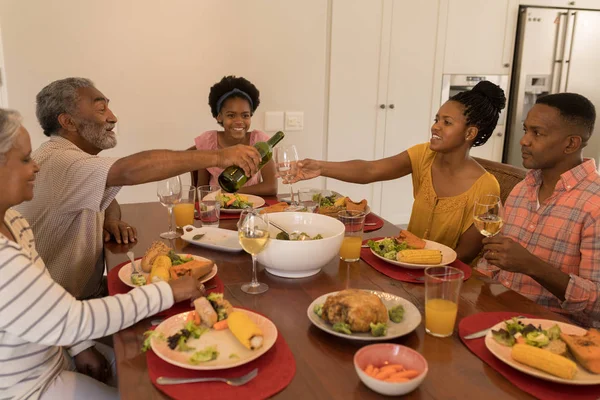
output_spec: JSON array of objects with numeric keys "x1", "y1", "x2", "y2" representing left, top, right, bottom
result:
[{"x1": 406, "y1": 143, "x2": 500, "y2": 249}]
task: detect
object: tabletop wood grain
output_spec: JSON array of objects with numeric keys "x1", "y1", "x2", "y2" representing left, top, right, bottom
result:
[{"x1": 105, "y1": 201, "x2": 564, "y2": 400}]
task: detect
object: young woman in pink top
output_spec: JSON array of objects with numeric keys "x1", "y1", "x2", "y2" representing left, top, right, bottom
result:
[{"x1": 192, "y1": 76, "x2": 277, "y2": 195}]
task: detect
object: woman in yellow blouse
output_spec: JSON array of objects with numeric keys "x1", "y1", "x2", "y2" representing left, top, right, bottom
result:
[{"x1": 289, "y1": 81, "x2": 504, "y2": 263}]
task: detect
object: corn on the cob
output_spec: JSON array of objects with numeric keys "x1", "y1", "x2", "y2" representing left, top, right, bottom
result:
[
  {"x1": 511, "y1": 343, "x2": 577, "y2": 380},
  {"x1": 152, "y1": 255, "x2": 172, "y2": 270},
  {"x1": 228, "y1": 311, "x2": 264, "y2": 350},
  {"x1": 396, "y1": 249, "x2": 442, "y2": 264}
]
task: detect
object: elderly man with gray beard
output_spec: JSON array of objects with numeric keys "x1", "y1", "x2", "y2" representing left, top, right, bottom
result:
[{"x1": 15, "y1": 77, "x2": 261, "y2": 383}]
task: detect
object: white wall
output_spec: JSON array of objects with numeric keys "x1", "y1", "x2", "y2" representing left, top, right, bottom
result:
[{"x1": 0, "y1": 0, "x2": 328, "y2": 203}]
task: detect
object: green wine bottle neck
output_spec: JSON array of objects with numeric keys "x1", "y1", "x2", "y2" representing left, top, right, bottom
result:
[{"x1": 265, "y1": 131, "x2": 285, "y2": 148}]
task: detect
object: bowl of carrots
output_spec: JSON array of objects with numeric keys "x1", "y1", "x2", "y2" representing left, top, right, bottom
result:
[{"x1": 354, "y1": 343, "x2": 428, "y2": 396}]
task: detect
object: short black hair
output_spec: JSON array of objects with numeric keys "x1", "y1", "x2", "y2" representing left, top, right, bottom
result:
[
  {"x1": 208, "y1": 76, "x2": 260, "y2": 121},
  {"x1": 536, "y1": 93, "x2": 596, "y2": 137},
  {"x1": 450, "y1": 80, "x2": 506, "y2": 147}
]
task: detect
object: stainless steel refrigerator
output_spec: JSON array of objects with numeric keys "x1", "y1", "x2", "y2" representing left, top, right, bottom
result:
[{"x1": 504, "y1": 6, "x2": 600, "y2": 167}]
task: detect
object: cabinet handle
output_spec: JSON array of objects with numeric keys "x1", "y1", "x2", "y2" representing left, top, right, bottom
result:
[
  {"x1": 379, "y1": 104, "x2": 386, "y2": 109},
  {"x1": 503, "y1": 63, "x2": 510, "y2": 68},
  {"x1": 388, "y1": 104, "x2": 395, "y2": 109},
  {"x1": 496, "y1": 132, "x2": 503, "y2": 137}
]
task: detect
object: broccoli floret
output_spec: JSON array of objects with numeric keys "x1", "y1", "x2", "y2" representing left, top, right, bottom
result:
[
  {"x1": 491, "y1": 329, "x2": 515, "y2": 346},
  {"x1": 189, "y1": 346, "x2": 219, "y2": 364},
  {"x1": 546, "y1": 324, "x2": 561, "y2": 340},
  {"x1": 332, "y1": 322, "x2": 352, "y2": 335},
  {"x1": 388, "y1": 305, "x2": 405, "y2": 323},
  {"x1": 370, "y1": 322, "x2": 387, "y2": 337},
  {"x1": 525, "y1": 331, "x2": 550, "y2": 347},
  {"x1": 314, "y1": 304, "x2": 323, "y2": 317}
]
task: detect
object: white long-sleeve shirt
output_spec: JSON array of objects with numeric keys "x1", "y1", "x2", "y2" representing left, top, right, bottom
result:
[{"x1": 0, "y1": 209, "x2": 174, "y2": 399}]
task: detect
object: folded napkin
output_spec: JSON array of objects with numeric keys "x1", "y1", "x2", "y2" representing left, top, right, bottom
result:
[
  {"x1": 147, "y1": 312, "x2": 296, "y2": 400},
  {"x1": 360, "y1": 237, "x2": 472, "y2": 283},
  {"x1": 459, "y1": 312, "x2": 600, "y2": 400}
]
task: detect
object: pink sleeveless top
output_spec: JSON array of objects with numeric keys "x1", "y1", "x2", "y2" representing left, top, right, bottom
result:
[{"x1": 194, "y1": 130, "x2": 270, "y2": 187}]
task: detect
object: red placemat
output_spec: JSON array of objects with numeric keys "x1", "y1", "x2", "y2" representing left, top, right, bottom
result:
[
  {"x1": 146, "y1": 316, "x2": 296, "y2": 400},
  {"x1": 360, "y1": 237, "x2": 471, "y2": 283},
  {"x1": 195, "y1": 198, "x2": 280, "y2": 220},
  {"x1": 363, "y1": 213, "x2": 384, "y2": 233},
  {"x1": 459, "y1": 312, "x2": 600, "y2": 400},
  {"x1": 107, "y1": 259, "x2": 224, "y2": 317}
]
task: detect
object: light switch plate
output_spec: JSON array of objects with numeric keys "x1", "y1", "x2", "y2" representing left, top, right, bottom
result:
[
  {"x1": 264, "y1": 111, "x2": 284, "y2": 132},
  {"x1": 285, "y1": 111, "x2": 304, "y2": 131}
]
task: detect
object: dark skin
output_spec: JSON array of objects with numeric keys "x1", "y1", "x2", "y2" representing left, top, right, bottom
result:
[
  {"x1": 287, "y1": 100, "x2": 490, "y2": 263},
  {"x1": 194, "y1": 96, "x2": 277, "y2": 196},
  {"x1": 482, "y1": 104, "x2": 586, "y2": 301}
]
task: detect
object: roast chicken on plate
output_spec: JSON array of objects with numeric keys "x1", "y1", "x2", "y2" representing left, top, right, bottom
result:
[{"x1": 321, "y1": 289, "x2": 388, "y2": 332}]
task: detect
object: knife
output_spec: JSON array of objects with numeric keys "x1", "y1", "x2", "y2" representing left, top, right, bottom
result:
[{"x1": 463, "y1": 315, "x2": 526, "y2": 340}]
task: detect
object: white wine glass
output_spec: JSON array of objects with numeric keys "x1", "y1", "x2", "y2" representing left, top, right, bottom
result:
[
  {"x1": 473, "y1": 194, "x2": 504, "y2": 237},
  {"x1": 274, "y1": 145, "x2": 299, "y2": 205},
  {"x1": 237, "y1": 209, "x2": 270, "y2": 294},
  {"x1": 157, "y1": 176, "x2": 183, "y2": 239}
]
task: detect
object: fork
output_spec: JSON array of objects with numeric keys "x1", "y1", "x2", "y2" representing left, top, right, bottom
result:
[
  {"x1": 156, "y1": 368, "x2": 258, "y2": 386},
  {"x1": 405, "y1": 272, "x2": 425, "y2": 282}
]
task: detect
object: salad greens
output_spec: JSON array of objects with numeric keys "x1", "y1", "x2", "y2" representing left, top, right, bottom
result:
[
  {"x1": 168, "y1": 250, "x2": 194, "y2": 266},
  {"x1": 491, "y1": 317, "x2": 562, "y2": 349},
  {"x1": 276, "y1": 232, "x2": 323, "y2": 241},
  {"x1": 367, "y1": 238, "x2": 409, "y2": 260},
  {"x1": 216, "y1": 193, "x2": 253, "y2": 209},
  {"x1": 141, "y1": 330, "x2": 166, "y2": 352},
  {"x1": 319, "y1": 194, "x2": 338, "y2": 207}
]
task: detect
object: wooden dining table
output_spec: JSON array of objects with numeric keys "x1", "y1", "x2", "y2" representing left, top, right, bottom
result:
[{"x1": 104, "y1": 200, "x2": 567, "y2": 399}]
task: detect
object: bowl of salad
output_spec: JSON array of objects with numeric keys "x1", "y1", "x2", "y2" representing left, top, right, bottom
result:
[{"x1": 257, "y1": 212, "x2": 345, "y2": 278}]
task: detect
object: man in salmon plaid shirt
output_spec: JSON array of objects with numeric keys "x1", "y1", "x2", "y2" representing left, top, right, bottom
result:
[{"x1": 482, "y1": 93, "x2": 599, "y2": 328}]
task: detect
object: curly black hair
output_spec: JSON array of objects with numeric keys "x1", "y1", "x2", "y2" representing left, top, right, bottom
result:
[
  {"x1": 450, "y1": 80, "x2": 506, "y2": 147},
  {"x1": 208, "y1": 76, "x2": 260, "y2": 122}
]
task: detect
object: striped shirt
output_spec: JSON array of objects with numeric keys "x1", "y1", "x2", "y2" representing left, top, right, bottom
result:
[
  {"x1": 15, "y1": 136, "x2": 121, "y2": 299},
  {"x1": 0, "y1": 209, "x2": 174, "y2": 400},
  {"x1": 480, "y1": 159, "x2": 600, "y2": 328}
]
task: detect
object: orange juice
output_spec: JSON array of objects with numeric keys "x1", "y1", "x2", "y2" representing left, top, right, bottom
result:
[
  {"x1": 340, "y1": 236, "x2": 362, "y2": 261},
  {"x1": 174, "y1": 203, "x2": 195, "y2": 227},
  {"x1": 425, "y1": 298, "x2": 458, "y2": 337}
]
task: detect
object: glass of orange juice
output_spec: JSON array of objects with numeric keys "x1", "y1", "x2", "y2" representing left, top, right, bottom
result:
[
  {"x1": 338, "y1": 210, "x2": 366, "y2": 262},
  {"x1": 424, "y1": 266, "x2": 464, "y2": 337},
  {"x1": 173, "y1": 185, "x2": 196, "y2": 228}
]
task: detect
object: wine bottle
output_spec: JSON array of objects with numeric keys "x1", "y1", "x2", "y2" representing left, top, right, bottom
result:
[{"x1": 218, "y1": 131, "x2": 286, "y2": 193}]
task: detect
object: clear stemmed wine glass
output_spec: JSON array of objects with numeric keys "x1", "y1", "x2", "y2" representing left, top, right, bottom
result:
[
  {"x1": 157, "y1": 176, "x2": 183, "y2": 239},
  {"x1": 237, "y1": 209, "x2": 270, "y2": 294},
  {"x1": 473, "y1": 194, "x2": 504, "y2": 238},
  {"x1": 274, "y1": 145, "x2": 299, "y2": 205}
]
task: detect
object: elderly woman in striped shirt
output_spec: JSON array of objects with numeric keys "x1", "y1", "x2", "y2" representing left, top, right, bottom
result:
[{"x1": 0, "y1": 109, "x2": 205, "y2": 399}]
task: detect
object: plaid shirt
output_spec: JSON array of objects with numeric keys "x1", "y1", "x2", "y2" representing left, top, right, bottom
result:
[{"x1": 481, "y1": 159, "x2": 600, "y2": 328}]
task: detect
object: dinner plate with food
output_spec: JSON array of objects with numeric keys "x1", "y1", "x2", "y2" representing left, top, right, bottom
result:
[
  {"x1": 181, "y1": 225, "x2": 244, "y2": 252},
  {"x1": 260, "y1": 192, "x2": 370, "y2": 215},
  {"x1": 367, "y1": 230, "x2": 457, "y2": 269},
  {"x1": 146, "y1": 293, "x2": 277, "y2": 370},
  {"x1": 307, "y1": 289, "x2": 421, "y2": 341},
  {"x1": 118, "y1": 241, "x2": 217, "y2": 288},
  {"x1": 485, "y1": 317, "x2": 600, "y2": 385},
  {"x1": 207, "y1": 192, "x2": 265, "y2": 213}
]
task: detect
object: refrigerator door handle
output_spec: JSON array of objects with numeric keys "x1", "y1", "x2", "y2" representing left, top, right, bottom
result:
[
  {"x1": 551, "y1": 12, "x2": 568, "y2": 93},
  {"x1": 560, "y1": 11, "x2": 577, "y2": 92}
]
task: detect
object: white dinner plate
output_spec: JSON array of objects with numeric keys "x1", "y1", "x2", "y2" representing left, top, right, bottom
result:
[
  {"x1": 118, "y1": 254, "x2": 217, "y2": 288},
  {"x1": 485, "y1": 318, "x2": 600, "y2": 385},
  {"x1": 369, "y1": 239, "x2": 457, "y2": 269},
  {"x1": 150, "y1": 308, "x2": 277, "y2": 370},
  {"x1": 181, "y1": 226, "x2": 243, "y2": 252},
  {"x1": 307, "y1": 290, "x2": 421, "y2": 341},
  {"x1": 202, "y1": 192, "x2": 266, "y2": 214}
]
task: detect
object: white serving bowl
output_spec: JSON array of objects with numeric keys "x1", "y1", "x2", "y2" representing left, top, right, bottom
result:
[{"x1": 257, "y1": 212, "x2": 345, "y2": 278}]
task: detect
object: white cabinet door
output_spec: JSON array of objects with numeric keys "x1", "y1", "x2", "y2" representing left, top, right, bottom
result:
[
  {"x1": 379, "y1": 0, "x2": 440, "y2": 225},
  {"x1": 326, "y1": 0, "x2": 385, "y2": 208},
  {"x1": 443, "y1": 0, "x2": 510, "y2": 75}
]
